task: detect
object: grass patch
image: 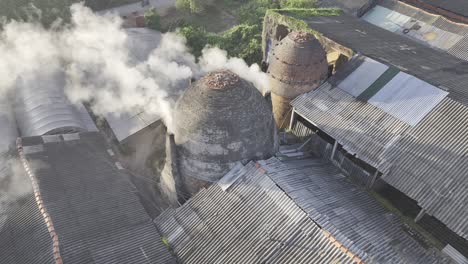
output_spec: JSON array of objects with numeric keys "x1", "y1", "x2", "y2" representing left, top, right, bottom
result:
[
  {"x1": 264, "y1": 8, "x2": 342, "y2": 35},
  {"x1": 161, "y1": 236, "x2": 170, "y2": 248},
  {"x1": 262, "y1": 8, "x2": 341, "y2": 58}
]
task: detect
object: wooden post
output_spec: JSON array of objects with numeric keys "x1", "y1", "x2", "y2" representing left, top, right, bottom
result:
[
  {"x1": 415, "y1": 209, "x2": 426, "y2": 223},
  {"x1": 368, "y1": 169, "x2": 379, "y2": 189},
  {"x1": 330, "y1": 140, "x2": 338, "y2": 160},
  {"x1": 289, "y1": 107, "x2": 296, "y2": 130}
]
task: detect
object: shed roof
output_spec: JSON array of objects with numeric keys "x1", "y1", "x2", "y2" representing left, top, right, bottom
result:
[
  {"x1": 362, "y1": 0, "x2": 468, "y2": 61},
  {"x1": 292, "y1": 52, "x2": 468, "y2": 239},
  {"x1": 17, "y1": 132, "x2": 176, "y2": 263},
  {"x1": 418, "y1": 0, "x2": 468, "y2": 18},
  {"x1": 104, "y1": 28, "x2": 167, "y2": 143},
  {"x1": 302, "y1": 13, "x2": 468, "y2": 106},
  {"x1": 156, "y1": 156, "x2": 450, "y2": 263},
  {"x1": 0, "y1": 159, "x2": 54, "y2": 264},
  {"x1": 14, "y1": 72, "x2": 97, "y2": 137},
  {"x1": 155, "y1": 161, "x2": 358, "y2": 264},
  {"x1": 260, "y1": 157, "x2": 449, "y2": 263}
]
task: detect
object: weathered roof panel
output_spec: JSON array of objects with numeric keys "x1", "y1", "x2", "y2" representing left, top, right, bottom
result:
[
  {"x1": 368, "y1": 71, "x2": 448, "y2": 126},
  {"x1": 337, "y1": 57, "x2": 389, "y2": 97},
  {"x1": 157, "y1": 156, "x2": 450, "y2": 263},
  {"x1": 14, "y1": 72, "x2": 97, "y2": 137},
  {"x1": 362, "y1": 1, "x2": 468, "y2": 60},
  {"x1": 362, "y1": 5, "x2": 412, "y2": 32},
  {"x1": 156, "y1": 162, "x2": 357, "y2": 264},
  {"x1": 381, "y1": 97, "x2": 468, "y2": 239},
  {"x1": 19, "y1": 132, "x2": 176, "y2": 263},
  {"x1": 261, "y1": 157, "x2": 449, "y2": 263},
  {"x1": 303, "y1": 13, "x2": 468, "y2": 105},
  {"x1": 291, "y1": 48, "x2": 468, "y2": 239},
  {"x1": 0, "y1": 158, "x2": 54, "y2": 264}
]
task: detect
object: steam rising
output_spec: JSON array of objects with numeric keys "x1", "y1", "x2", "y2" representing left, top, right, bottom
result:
[{"x1": 0, "y1": 3, "x2": 269, "y2": 133}]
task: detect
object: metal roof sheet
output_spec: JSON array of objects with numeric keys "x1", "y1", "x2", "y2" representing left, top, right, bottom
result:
[
  {"x1": 0, "y1": 194, "x2": 55, "y2": 264},
  {"x1": 362, "y1": 1, "x2": 468, "y2": 60},
  {"x1": 105, "y1": 110, "x2": 160, "y2": 142},
  {"x1": 291, "y1": 51, "x2": 468, "y2": 239},
  {"x1": 14, "y1": 72, "x2": 97, "y2": 137},
  {"x1": 302, "y1": 13, "x2": 468, "y2": 105},
  {"x1": 155, "y1": 162, "x2": 358, "y2": 264},
  {"x1": 362, "y1": 5, "x2": 412, "y2": 32},
  {"x1": 381, "y1": 97, "x2": 468, "y2": 240},
  {"x1": 419, "y1": 0, "x2": 468, "y2": 18},
  {"x1": 368, "y1": 71, "x2": 448, "y2": 126},
  {"x1": 0, "y1": 157, "x2": 54, "y2": 264},
  {"x1": 157, "y1": 156, "x2": 450, "y2": 263},
  {"x1": 337, "y1": 57, "x2": 389, "y2": 97},
  {"x1": 260, "y1": 157, "x2": 450, "y2": 263},
  {"x1": 104, "y1": 28, "x2": 163, "y2": 143},
  {"x1": 19, "y1": 132, "x2": 176, "y2": 263},
  {"x1": 292, "y1": 80, "x2": 410, "y2": 168}
]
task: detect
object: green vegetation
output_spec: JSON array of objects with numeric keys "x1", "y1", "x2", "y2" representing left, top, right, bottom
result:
[
  {"x1": 0, "y1": 0, "x2": 140, "y2": 26},
  {"x1": 178, "y1": 23, "x2": 262, "y2": 65},
  {"x1": 161, "y1": 237, "x2": 170, "y2": 248},
  {"x1": 264, "y1": 8, "x2": 341, "y2": 34},
  {"x1": 175, "y1": 0, "x2": 216, "y2": 14},
  {"x1": 144, "y1": 8, "x2": 162, "y2": 31},
  {"x1": 166, "y1": 0, "x2": 330, "y2": 64},
  {"x1": 261, "y1": 8, "x2": 341, "y2": 57},
  {"x1": 155, "y1": 0, "x2": 340, "y2": 65}
]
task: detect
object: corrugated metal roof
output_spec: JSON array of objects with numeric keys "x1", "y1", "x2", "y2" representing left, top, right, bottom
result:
[
  {"x1": 419, "y1": 0, "x2": 468, "y2": 18},
  {"x1": 0, "y1": 194, "x2": 55, "y2": 264},
  {"x1": 0, "y1": 158, "x2": 54, "y2": 264},
  {"x1": 362, "y1": 0, "x2": 468, "y2": 60},
  {"x1": 156, "y1": 156, "x2": 451, "y2": 263},
  {"x1": 104, "y1": 28, "x2": 166, "y2": 143},
  {"x1": 155, "y1": 162, "x2": 358, "y2": 264},
  {"x1": 105, "y1": 110, "x2": 160, "y2": 142},
  {"x1": 381, "y1": 97, "x2": 468, "y2": 240},
  {"x1": 362, "y1": 5, "x2": 412, "y2": 32},
  {"x1": 14, "y1": 72, "x2": 97, "y2": 137},
  {"x1": 302, "y1": 13, "x2": 468, "y2": 106},
  {"x1": 260, "y1": 157, "x2": 450, "y2": 263},
  {"x1": 337, "y1": 57, "x2": 389, "y2": 97},
  {"x1": 19, "y1": 132, "x2": 176, "y2": 263},
  {"x1": 367, "y1": 71, "x2": 448, "y2": 126},
  {"x1": 293, "y1": 80, "x2": 410, "y2": 169},
  {"x1": 291, "y1": 49, "x2": 468, "y2": 239}
]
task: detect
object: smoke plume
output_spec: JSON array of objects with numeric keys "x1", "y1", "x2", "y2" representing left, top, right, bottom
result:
[{"x1": 0, "y1": 3, "x2": 269, "y2": 133}]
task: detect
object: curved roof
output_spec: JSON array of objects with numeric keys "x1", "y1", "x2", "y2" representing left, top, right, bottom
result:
[
  {"x1": 268, "y1": 31, "x2": 328, "y2": 98},
  {"x1": 174, "y1": 71, "x2": 276, "y2": 182},
  {"x1": 14, "y1": 73, "x2": 89, "y2": 137}
]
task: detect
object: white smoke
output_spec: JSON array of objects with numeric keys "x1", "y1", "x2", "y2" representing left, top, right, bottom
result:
[
  {"x1": 0, "y1": 3, "x2": 269, "y2": 134},
  {"x1": 199, "y1": 47, "x2": 270, "y2": 94}
]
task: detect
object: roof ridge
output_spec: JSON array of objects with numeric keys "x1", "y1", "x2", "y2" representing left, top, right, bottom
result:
[{"x1": 16, "y1": 138, "x2": 63, "y2": 264}]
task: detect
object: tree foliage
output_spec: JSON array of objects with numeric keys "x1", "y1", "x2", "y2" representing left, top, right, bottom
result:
[
  {"x1": 175, "y1": 0, "x2": 216, "y2": 14},
  {"x1": 144, "y1": 8, "x2": 162, "y2": 31},
  {"x1": 177, "y1": 23, "x2": 262, "y2": 65},
  {"x1": 0, "y1": 0, "x2": 140, "y2": 26},
  {"x1": 279, "y1": 0, "x2": 317, "y2": 8}
]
